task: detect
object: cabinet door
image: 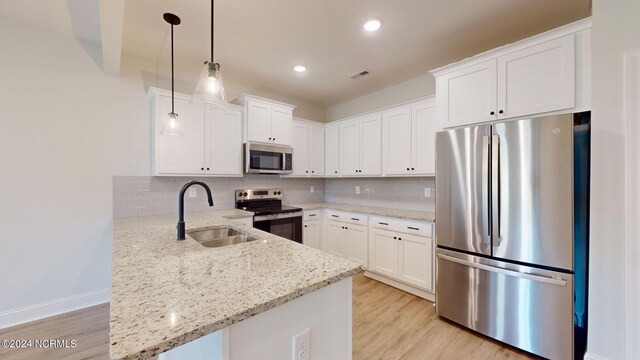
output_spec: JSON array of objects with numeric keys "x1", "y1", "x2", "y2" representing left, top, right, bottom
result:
[
  {"x1": 247, "y1": 100, "x2": 271, "y2": 143},
  {"x1": 497, "y1": 35, "x2": 575, "y2": 119},
  {"x1": 205, "y1": 108, "x2": 242, "y2": 176},
  {"x1": 412, "y1": 102, "x2": 437, "y2": 175},
  {"x1": 437, "y1": 59, "x2": 497, "y2": 128},
  {"x1": 345, "y1": 225, "x2": 368, "y2": 267},
  {"x1": 157, "y1": 96, "x2": 206, "y2": 175},
  {"x1": 359, "y1": 115, "x2": 382, "y2": 175},
  {"x1": 368, "y1": 228, "x2": 399, "y2": 278},
  {"x1": 270, "y1": 106, "x2": 293, "y2": 145},
  {"x1": 382, "y1": 108, "x2": 412, "y2": 175},
  {"x1": 309, "y1": 125, "x2": 325, "y2": 176},
  {"x1": 325, "y1": 125, "x2": 340, "y2": 176},
  {"x1": 399, "y1": 233, "x2": 433, "y2": 291},
  {"x1": 339, "y1": 120, "x2": 360, "y2": 176},
  {"x1": 303, "y1": 220, "x2": 320, "y2": 249},
  {"x1": 326, "y1": 221, "x2": 346, "y2": 257},
  {"x1": 291, "y1": 121, "x2": 309, "y2": 176}
]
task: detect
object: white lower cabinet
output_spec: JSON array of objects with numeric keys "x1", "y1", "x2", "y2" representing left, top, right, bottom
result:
[
  {"x1": 323, "y1": 210, "x2": 368, "y2": 268},
  {"x1": 303, "y1": 220, "x2": 321, "y2": 249},
  {"x1": 368, "y1": 217, "x2": 434, "y2": 293}
]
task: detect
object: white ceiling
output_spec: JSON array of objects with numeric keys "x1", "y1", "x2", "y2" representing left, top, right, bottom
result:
[{"x1": 1, "y1": 0, "x2": 591, "y2": 107}]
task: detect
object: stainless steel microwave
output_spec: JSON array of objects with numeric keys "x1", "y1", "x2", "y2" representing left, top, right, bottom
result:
[{"x1": 244, "y1": 142, "x2": 293, "y2": 174}]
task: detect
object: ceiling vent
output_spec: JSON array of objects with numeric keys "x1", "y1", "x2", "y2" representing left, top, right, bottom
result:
[{"x1": 350, "y1": 70, "x2": 370, "y2": 79}]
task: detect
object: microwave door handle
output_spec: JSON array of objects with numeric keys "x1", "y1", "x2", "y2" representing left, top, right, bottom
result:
[
  {"x1": 491, "y1": 134, "x2": 501, "y2": 246},
  {"x1": 482, "y1": 135, "x2": 491, "y2": 245}
]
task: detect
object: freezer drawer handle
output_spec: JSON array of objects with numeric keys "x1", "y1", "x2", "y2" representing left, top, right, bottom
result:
[{"x1": 437, "y1": 253, "x2": 567, "y2": 287}]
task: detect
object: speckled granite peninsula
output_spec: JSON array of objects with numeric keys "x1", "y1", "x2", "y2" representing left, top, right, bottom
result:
[{"x1": 110, "y1": 209, "x2": 361, "y2": 360}]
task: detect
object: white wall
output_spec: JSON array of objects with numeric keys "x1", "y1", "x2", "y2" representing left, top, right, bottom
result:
[
  {"x1": 588, "y1": 1, "x2": 640, "y2": 359},
  {"x1": 0, "y1": 19, "x2": 152, "y2": 326},
  {"x1": 325, "y1": 73, "x2": 435, "y2": 121}
]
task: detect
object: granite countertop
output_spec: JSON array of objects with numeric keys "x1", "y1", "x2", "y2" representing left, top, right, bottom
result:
[
  {"x1": 110, "y1": 209, "x2": 361, "y2": 360},
  {"x1": 293, "y1": 202, "x2": 436, "y2": 222}
]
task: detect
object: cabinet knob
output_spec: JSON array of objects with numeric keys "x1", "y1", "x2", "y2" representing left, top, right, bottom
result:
[
  {"x1": 490, "y1": 111, "x2": 495, "y2": 115},
  {"x1": 335, "y1": 171, "x2": 338, "y2": 174},
  {"x1": 394, "y1": 236, "x2": 397, "y2": 239},
  {"x1": 407, "y1": 168, "x2": 410, "y2": 171},
  {"x1": 201, "y1": 167, "x2": 204, "y2": 170},
  {"x1": 269, "y1": 137, "x2": 272, "y2": 140},
  {"x1": 304, "y1": 225, "x2": 307, "y2": 228},
  {"x1": 273, "y1": 138, "x2": 276, "y2": 142},
  {"x1": 311, "y1": 171, "x2": 314, "y2": 174},
  {"x1": 398, "y1": 237, "x2": 402, "y2": 240},
  {"x1": 207, "y1": 168, "x2": 210, "y2": 170},
  {"x1": 411, "y1": 168, "x2": 415, "y2": 170},
  {"x1": 306, "y1": 171, "x2": 309, "y2": 173},
  {"x1": 499, "y1": 110, "x2": 504, "y2": 114}
]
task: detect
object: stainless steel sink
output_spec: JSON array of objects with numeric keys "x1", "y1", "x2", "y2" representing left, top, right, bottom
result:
[{"x1": 187, "y1": 226, "x2": 258, "y2": 248}]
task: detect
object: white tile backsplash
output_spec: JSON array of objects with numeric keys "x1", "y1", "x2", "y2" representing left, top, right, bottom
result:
[{"x1": 113, "y1": 175, "x2": 435, "y2": 218}]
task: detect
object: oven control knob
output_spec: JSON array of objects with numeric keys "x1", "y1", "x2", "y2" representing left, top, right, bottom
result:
[
  {"x1": 277, "y1": 191, "x2": 281, "y2": 195},
  {"x1": 273, "y1": 191, "x2": 277, "y2": 195},
  {"x1": 243, "y1": 192, "x2": 248, "y2": 197},
  {"x1": 237, "y1": 192, "x2": 243, "y2": 197}
]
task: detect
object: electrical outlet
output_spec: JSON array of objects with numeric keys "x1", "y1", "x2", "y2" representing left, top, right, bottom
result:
[
  {"x1": 310, "y1": 186, "x2": 315, "y2": 193},
  {"x1": 292, "y1": 328, "x2": 310, "y2": 360},
  {"x1": 424, "y1": 188, "x2": 431, "y2": 198},
  {"x1": 355, "y1": 186, "x2": 361, "y2": 194},
  {"x1": 189, "y1": 187, "x2": 197, "y2": 198}
]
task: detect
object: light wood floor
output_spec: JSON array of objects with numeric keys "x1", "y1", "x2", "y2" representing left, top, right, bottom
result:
[{"x1": 0, "y1": 273, "x2": 538, "y2": 360}]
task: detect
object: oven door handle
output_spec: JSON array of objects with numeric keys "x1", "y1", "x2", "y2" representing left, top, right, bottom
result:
[{"x1": 254, "y1": 212, "x2": 303, "y2": 222}]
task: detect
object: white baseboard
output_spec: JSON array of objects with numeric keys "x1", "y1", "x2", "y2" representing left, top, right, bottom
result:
[
  {"x1": 584, "y1": 353, "x2": 609, "y2": 360},
  {"x1": 364, "y1": 270, "x2": 435, "y2": 302},
  {"x1": 0, "y1": 289, "x2": 111, "y2": 329}
]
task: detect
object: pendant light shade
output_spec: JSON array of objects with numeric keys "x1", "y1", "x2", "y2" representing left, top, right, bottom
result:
[
  {"x1": 191, "y1": 61, "x2": 228, "y2": 108},
  {"x1": 160, "y1": 13, "x2": 184, "y2": 137},
  {"x1": 191, "y1": 0, "x2": 228, "y2": 110}
]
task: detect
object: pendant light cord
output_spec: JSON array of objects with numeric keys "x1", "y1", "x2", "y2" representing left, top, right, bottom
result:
[
  {"x1": 211, "y1": 0, "x2": 214, "y2": 62},
  {"x1": 171, "y1": 22, "x2": 175, "y2": 113}
]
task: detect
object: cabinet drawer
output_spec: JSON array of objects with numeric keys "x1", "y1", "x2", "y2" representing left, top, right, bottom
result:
[
  {"x1": 324, "y1": 210, "x2": 368, "y2": 226},
  {"x1": 370, "y1": 216, "x2": 433, "y2": 237},
  {"x1": 303, "y1": 210, "x2": 320, "y2": 221}
]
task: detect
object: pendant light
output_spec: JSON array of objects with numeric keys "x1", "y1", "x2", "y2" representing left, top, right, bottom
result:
[
  {"x1": 190, "y1": 0, "x2": 228, "y2": 109},
  {"x1": 160, "y1": 13, "x2": 184, "y2": 137}
]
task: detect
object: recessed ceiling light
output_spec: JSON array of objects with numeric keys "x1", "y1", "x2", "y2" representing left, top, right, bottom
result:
[
  {"x1": 363, "y1": 19, "x2": 382, "y2": 32},
  {"x1": 294, "y1": 65, "x2": 307, "y2": 73}
]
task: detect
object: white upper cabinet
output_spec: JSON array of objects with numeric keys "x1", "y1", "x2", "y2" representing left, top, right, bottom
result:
[
  {"x1": 436, "y1": 59, "x2": 498, "y2": 127},
  {"x1": 325, "y1": 124, "x2": 340, "y2": 177},
  {"x1": 381, "y1": 100, "x2": 436, "y2": 176},
  {"x1": 150, "y1": 88, "x2": 243, "y2": 177},
  {"x1": 382, "y1": 108, "x2": 412, "y2": 175},
  {"x1": 291, "y1": 121, "x2": 309, "y2": 176},
  {"x1": 291, "y1": 119, "x2": 324, "y2": 177},
  {"x1": 413, "y1": 101, "x2": 437, "y2": 175},
  {"x1": 432, "y1": 19, "x2": 590, "y2": 129},
  {"x1": 205, "y1": 107, "x2": 243, "y2": 176},
  {"x1": 155, "y1": 95, "x2": 206, "y2": 175},
  {"x1": 497, "y1": 36, "x2": 575, "y2": 119},
  {"x1": 339, "y1": 115, "x2": 381, "y2": 176},
  {"x1": 238, "y1": 94, "x2": 295, "y2": 146},
  {"x1": 309, "y1": 125, "x2": 325, "y2": 176}
]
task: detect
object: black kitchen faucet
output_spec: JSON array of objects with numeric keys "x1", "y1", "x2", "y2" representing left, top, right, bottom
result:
[{"x1": 177, "y1": 181, "x2": 214, "y2": 240}]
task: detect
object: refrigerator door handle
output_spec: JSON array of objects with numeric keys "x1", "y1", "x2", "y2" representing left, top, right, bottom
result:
[
  {"x1": 437, "y1": 253, "x2": 568, "y2": 287},
  {"x1": 482, "y1": 135, "x2": 491, "y2": 244},
  {"x1": 491, "y1": 134, "x2": 501, "y2": 246}
]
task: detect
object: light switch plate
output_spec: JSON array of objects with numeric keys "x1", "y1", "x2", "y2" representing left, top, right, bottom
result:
[
  {"x1": 310, "y1": 186, "x2": 314, "y2": 193},
  {"x1": 424, "y1": 188, "x2": 431, "y2": 198},
  {"x1": 292, "y1": 328, "x2": 310, "y2": 360},
  {"x1": 189, "y1": 187, "x2": 197, "y2": 198},
  {"x1": 355, "y1": 186, "x2": 361, "y2": 194}
]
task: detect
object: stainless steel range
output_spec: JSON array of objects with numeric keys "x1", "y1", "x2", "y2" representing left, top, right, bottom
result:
[{"x1": 235, "y1": 188, "x2": 303, "y2": 243}]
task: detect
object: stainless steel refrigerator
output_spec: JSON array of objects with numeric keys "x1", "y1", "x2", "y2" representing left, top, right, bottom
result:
[{"x1": 435, "y1": 113, "x2": 589, "y2": 360}]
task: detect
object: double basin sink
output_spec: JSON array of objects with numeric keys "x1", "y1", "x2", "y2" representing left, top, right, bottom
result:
[{"x1": 187, "y1": 226, "x2": 258, "y2": 248}]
